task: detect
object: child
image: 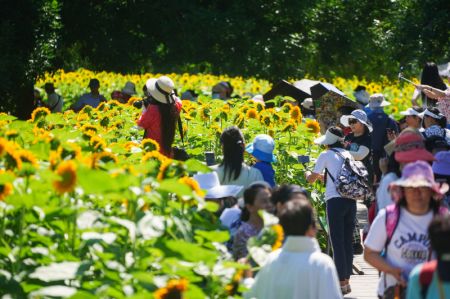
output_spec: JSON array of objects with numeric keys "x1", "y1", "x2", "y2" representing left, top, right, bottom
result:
[{"x1": 246, "y1": 134, "x2": 276, "y2": 187}]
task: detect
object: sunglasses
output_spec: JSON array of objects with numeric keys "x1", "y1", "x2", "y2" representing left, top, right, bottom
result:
[{"x1": 348, "y1": 119, "x2": 359, "y2": 125}]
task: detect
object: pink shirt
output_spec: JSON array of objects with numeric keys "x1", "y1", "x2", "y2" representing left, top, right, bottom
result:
[{"x1": 137, "y1": 98, "x2": 182, "y2": 157}]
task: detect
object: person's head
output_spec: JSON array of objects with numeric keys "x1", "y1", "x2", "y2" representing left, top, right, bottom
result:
[
  {"x1": 425, "y1": 136, "x2": 450, "y2": 155},
  {"x1": 386, "y1": 154, "x2": 401, "y2": 177},
  {"x1": 353, "y1": 86, "x2": 369, "y2": 106},
  {"x1": 400, "y1": 107, "x2": 423, "y2": 129},
  {"x1": 394, "y1": 132, "x2": 435, "y2": 164},
  {"x1": 44, "y1": 83, "x2": 55, "y2": 94},
  {"x1": 220, "y1": 126, "x2": 245, "y2": 181},
  {"x1": 422, "y1": 108, "x2": 447, "y2": 129},
  {"x1": 271, "y1": 184, "x2": 309, "y2": 216},
  {"x1": 88, "y1": 78, "x2": 100, "y2": 93},
  {"x1": 181, "y1": 90, "x2": 198, "y2": 101},
  {"x1": 241, "y1": 183, "x2": 272, "y2": 221},
  {"x1": 421, "y1": 62, "x2": 446, "y2": 91},
  {"x1": 314, "y1": 126, "x2": 345, "y2": 149},
  {"x1": 279, "y1": 199, "x2": 316, "y2": 237},
  {"x1": 245, "y1": 134, "x2": 276, "y2": 163},
  {"x1": 212, "y1": 82, "x2": 232, "y2": 100},
  {"x1": 122, "y1": 81, "x2": 136, "y2": 96},
  {"x1": 144, "y1": 76, "x2": 179, "y2": 154},
  {"x1": 366, "y1": 93, "x2": 390, "y2": 110},
  {"x1": 428, "y1": 214, "x2": 450, "y2": 260},
  {"x1": 391, "y1": 161, "x2": 448, "y2": 214},
  {"x1": 340, "y1": 109, "x2": 373, "y2": 136}
]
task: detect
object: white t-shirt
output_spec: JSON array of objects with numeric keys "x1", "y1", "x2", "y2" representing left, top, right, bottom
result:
[
  {"x1": 212, "y1": 163, "x2": 264, "y2": 198},
  {"x1": 313, "y1": 148, "x2": 353, "y2": 200},
  {"x1": 376, "y1": 172, "x2": 398, "y2": 211},
  {"x1": 364, "y1": 207, "x2": 434, "y2": 296}
]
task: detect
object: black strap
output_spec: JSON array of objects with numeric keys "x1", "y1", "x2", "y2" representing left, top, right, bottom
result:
[
  {"x1": 178, "y1": 117, "x2": 184, "y2": 146},
  {"x1": 50, "y1": 95, "x2": 61, "y2": 111}
]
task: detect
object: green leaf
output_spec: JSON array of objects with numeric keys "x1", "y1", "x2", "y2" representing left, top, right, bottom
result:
[
  {"x1": 157, "y1": 179, "x2": 192, "y2": 196},
  {"x1": 204, "y1": 201, "x2": 219, "y2": 212},
  {"x1": 184, "y1": 159, "x2": 211, "y2": 173},
  {"x1": 157, "y1": 240, "x2": 217, "y2": 263},
  {"x1": 195, "y1": 230, "x2": 229, "y2": 243}
]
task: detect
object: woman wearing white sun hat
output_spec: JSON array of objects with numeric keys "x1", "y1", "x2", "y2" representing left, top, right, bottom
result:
[
  {"x1": 305, "y1": 126, "x2": 356, "y2": 295},
  {"x1": 137, "y1": 76, "x2": 182, "y2": 157}
]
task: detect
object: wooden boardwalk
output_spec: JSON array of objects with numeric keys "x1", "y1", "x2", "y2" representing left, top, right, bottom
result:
[{"x1": 344, "y1": 203, "x2": 378, "y2": 299}]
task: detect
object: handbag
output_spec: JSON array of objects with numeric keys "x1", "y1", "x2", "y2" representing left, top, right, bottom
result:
[{"x1": 172, "y1": 117, "x2": 189, "y2": 161}]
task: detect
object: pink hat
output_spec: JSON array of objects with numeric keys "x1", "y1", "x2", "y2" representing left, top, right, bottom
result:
[
  {"x1": 390, "y1": 161, "x2": 449, "y2": 202},
  {"x1": 394, "y1": 132, "x2": 435, "y2": 163}
]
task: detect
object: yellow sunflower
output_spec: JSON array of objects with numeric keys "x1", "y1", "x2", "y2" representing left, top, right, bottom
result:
[
  {"x1": 281, "y1": 119, "x2": 297, "y2": 133},
  {"x1": 260, "y1": 115, "x2": 271, "y2": 127},
  {"x1": 246, "y1": 108, "x2": 258, "y2": 119},
  {"x1": 90, "y1": 152, "x2": 118, "y2": 168},
  {"x1": 157, "y1": 160, "x2": 185, "y2": 181},
  {"x1": 0, "y1": 183, "x2": 13, "y2": 201},
  {"x1": 17, "y1": 150, "x2": 38, "y2": 167},
  {"x1": 0, "y1": 138, "x2": 9, "y2": 156},
  {"x1": 5, "y1": 130, "x2": 19, "y2": 139},
  {"x1": 142, "y1": 150, "x2": 167, "y2": 163},
  {"x1": 30, "y1": 107, "x2": 51, "y2": 122},
  {"x1": 4, "y1": 146, "x2": 22, "y2": 170},
  {"x1": 154, "y1": 278, "x2": 189, "y2": 299},
  {"x1": 178, "y1": 176, "x2": 205, "y2": 197},
  {"x1": 305, "y1": 119, "x2": 321, "y2": 134},
  {"x1": 89, "y1": 135, "x2": 106, "y2": 152},
  {"x1": 290, "y1": 106, "x2": 302, "y2": 123},
  {"x1": 272, "y1": 224, "x2": 284, "y2": 250},
  {"x1": 141, "y1": 138, "x2": 160, "y2": 152},
  {"x1": 53, "y1": 160, "x2": 77, "y2": 194}
]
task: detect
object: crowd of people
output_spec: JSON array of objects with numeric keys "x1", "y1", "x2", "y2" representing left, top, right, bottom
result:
[{"x1": 31, "y1": 62, "x2": 450, "y2": 298}]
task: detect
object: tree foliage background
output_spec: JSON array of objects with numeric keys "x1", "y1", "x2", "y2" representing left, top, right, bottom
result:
[{"x1": 1, "y1": 0, "x2": 449, "y2": 117}]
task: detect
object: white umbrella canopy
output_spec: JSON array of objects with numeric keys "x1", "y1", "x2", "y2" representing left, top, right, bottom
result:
[{"x1": 293, "y1": 79, "x2": 320, "y2": 95}]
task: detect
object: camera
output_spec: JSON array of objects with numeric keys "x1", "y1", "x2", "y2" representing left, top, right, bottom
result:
[
  {"x1": 133, "y1": 97, "x2": 151, "y2": 109},
  {"x1": 205, "y1": 151, "x2": 215, "y2": 166}
]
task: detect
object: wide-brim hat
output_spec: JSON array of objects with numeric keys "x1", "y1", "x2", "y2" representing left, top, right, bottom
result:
[
  {"x1": 353, "y1": 90, "x2": 370, "y2": 105},
  {"x1": 366, "y1": 93, "x2": 390, "y2": 109},
  {"x1": 433, "y1": 151, "x2": 450, "y2": 176},
  {"x1": 122, "y1": 81, "x2": 136, "y2": 96},
  {"x1": 400, "y1": 108, "x2": 423, "y2": 118},
  {"x1": 314, "y1": 129, "x2": 344, "y2": 145},
  {"x1": 340, "y1": 109, "x2": 373, "y2": 132},
  {"x1": 301, "y1": 98, "x2": 314, "y2": 109},
  {"x1": 146, "y1": 76, "x2": 175, "y2": 104},
  {"x1": 246, "y1": 134, "x2": 276, "y2": 163},
  {"x1": 390, "y1": 161, "x2": 449, "y2": 199},
  {"x1": 394, "y1": 132, "x2": 435, "y2": 163},
  {"x1": 420, "y1": 109, "x2": 445, "y2": 120},
  {"x1": 193, "y1": 172, "x2": 243, "y2": 199}
]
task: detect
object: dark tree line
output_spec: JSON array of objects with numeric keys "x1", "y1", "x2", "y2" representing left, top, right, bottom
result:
[{"x1": 1, "y1": 0, "x2": 449, "y2": 118}]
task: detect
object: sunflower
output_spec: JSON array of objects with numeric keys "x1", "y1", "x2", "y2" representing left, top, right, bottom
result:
[
  {"x1": 81, "y1": 124, "x2": 98, "y2": 134},
  {"x1": 142, "y1": 138, "x2": 160, "y2": 152},
  {"x1": 290, "y1": 106, "x2": 302, "y2": 123},
  {"x1": 281, "y1": 119, "x2": 297, "y2": 133},
  {"x1": 246, "y1": 108, "x2": 258, "y2": 119},
  {"x1": 272, "y1": 224, "x2": 284, "y2": 250},
  {"x1": 30, "y1": 107, "x2": 51, "y2": 122},
  {"x1": 157, "y1": 160, "x2": 185, "y2": 181},
  {"x1": 123, "y1": 141, "x2": 141, "y2": 151},
  {"x1": 57, "y1": 143, "x2": 82, "y2": 160},
  {"x1": 49, "y1": 151, "x2": 61, "y2": 170},
  {"x1": 281, "y1": 103, "x2": 293, "y2": 113},
  {"x1": 0, "y1": 183, "x2": 13, "y2": 201},
  {"x1": 305, "y1": 119, "x2": 321, "y2": 134},
  {"x1": 4, "y1": 146, "x2": 22, "y2": 170},
  {"x1": 53, "y1": 160, "x2": 77, "y2": 194},
  {"x1": 142, "y1": 150, "x2": 167, "y2": 163},
  {"x1": 100, "y1": 116, "x2": 110, "y2": 127},
  {"x1": 260, "y1": 115, "x2": 271, "y2": 127},
  {"x1": 17, "y1": 150, "x2": 38, "y2": 167},
  {"x1": 89, "y1": 135, "x2": 106, "y2": 152},
  {"x1": 5, "y1": 130, "x2": 19, "y2": 140},
  {"x1": 0, "y1": 138, "x2": 9, "y2": 156},
  {"x1": 90, "y1": 152, "x2": 118, "y2": 168},
  {"x1": 80, "y1": 105, "x2": 94, "y2": 115},
  {"x1": 154, "y1": 278, "x2": 188, "y2": 299},
  {"x1": 178, "y1": 176, "x2": 205, "y2": 197},
  {"x1": 225, "y1": 270, "x2": 243, "y2": 296},
  {"x1": 127, "y1": 96, "x2": 141, "y2": 106},
  {"x1": 200, "y1": 106, "x2": 211, "y2": 120},
  {"x1": 95, "y1": 102, "x2": 108, "y2": 112}
]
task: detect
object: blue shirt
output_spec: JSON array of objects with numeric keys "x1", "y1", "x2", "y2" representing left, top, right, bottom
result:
[
  {"x1": 73, "y1": 93, "x2": 106, "y2": 111},
  {"x1": 253, "y1": 161, "x2": 276, "y2": 187},
  {"x1": 368, "y1": 110, "x2": 398, "y2": 152},
  {"x1": 406, "y1": 263, "x2": 450, "y2": 299}
]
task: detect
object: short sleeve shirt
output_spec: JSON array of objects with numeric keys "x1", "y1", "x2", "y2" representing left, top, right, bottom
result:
[
  {"x1": 313, "y1": 148, "x2": 353, "y2": 200},
  {"x1": 46, "y1": 93, "x2": 63, "y2": 113},
  {"x1": 73, "y1": 93, "x2": 106, "y2": 110},
  {"x1": 364, "y1": 207, "x2": 434, "y2": 296}
]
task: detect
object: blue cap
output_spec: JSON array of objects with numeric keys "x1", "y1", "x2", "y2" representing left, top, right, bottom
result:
[{"x1": 246, "y1": 134, "x2": 276, "y2": 163}]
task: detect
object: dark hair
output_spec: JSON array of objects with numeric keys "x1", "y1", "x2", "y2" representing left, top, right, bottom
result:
[
  {"x1": 428, "y1": 214, "x2": 450, "y2": 258},
  {"x1": 279, "y1": 199, "x2": 316, "y2": 236},
  {"x1": 328, "y1": 126, "x2": 345, "y2": 148},
  {"x1": 44, "y1": 83, "x2": 55, "y2": 93},
  {"x1": 220, "y1": 126, "x2": 245, "y2": 181},
  {"x1": 425, "y1": 136, "x2": 450, "y2": 152},
  {"x1": 387, "y1": 154, "x2": 401, "y2": 177},
  {"x1": 425, "y1": 107, "x2": 447, "y2": 128},
  {"x1": 412, "y1": 106, "x2": 424, "y2": 114},
  {"x1": 421, "y1": 62, "x2": 446, "y2": 102},
  {"x1": 241, "y1": 183, "x2": 269, "y2": 222},
  {"x1": 398, "y1": 188, "x2": 440, "y2": 213},
  {"x1": 150, "y1": 97, "x2": 179, "y2": 154},
  {"x1": 271, "y1": 184, "x2": 309, "y2": 206}
]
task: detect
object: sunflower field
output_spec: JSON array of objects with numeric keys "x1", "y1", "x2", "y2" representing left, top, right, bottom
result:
[{"x1": 0, "y1": 69, "x2": 415, "y2": 298}]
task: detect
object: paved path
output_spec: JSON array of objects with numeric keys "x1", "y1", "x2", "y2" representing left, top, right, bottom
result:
[{"x1": 344, "y1": 203, "x2": 378, "y2": 299}]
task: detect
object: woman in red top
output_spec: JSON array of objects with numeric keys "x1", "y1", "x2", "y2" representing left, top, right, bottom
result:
[{"x1": 137, "y1": 76, "x2": 182, "y2": 157}]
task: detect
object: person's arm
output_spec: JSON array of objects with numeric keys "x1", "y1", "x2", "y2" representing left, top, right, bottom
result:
[
  {"x1": 411, "y1": 88, "x2": 421, "y2": 106},
  {"x1": 305, "y1": 152, "x2": 326, "y2": 183},
  {"x1": 348, "y1": 145, "x2": 370, "y2": 160},
  {"x1": 71, "y1": 98, "x2": 85, "y2": 112},
  {"x1": 364, "y1": 247, "x2": 405, "y2": 286},
  {"x1": 137, "y1": 105, "x2": 157, "y2": 130}
]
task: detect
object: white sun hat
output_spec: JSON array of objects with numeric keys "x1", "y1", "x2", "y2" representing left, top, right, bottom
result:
[
  {"x1": 301, "y1": 98, "x2": 314, "y2": 109},
  {"x1": 366, "y1": 93, "x2": 391, "y2": 109},
  {"x1": 145, "y1": 76, "x2": 176, "y2": 104},
  {"x1": 400, "y1": 107, "x2": 423, "y2": 118},
  {"x1": 340, "y1": 109, "x2": 373, "y2": 132},
  {"x1": 193, "y1": 172, "x2": 243, "y2": 199},
  {"x1": 314, "y1": 128, "x2": 344, "y2": 145}
]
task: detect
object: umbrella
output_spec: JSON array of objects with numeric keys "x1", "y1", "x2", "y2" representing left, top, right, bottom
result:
[
  {"x1": 293, "y1": 79, "x2": 320, "y2": 95},
  {"x1": 438, "y1": 62, "x2": 450, "y2": 77},
  {"x1": 263, "y1": 80, "x2": 310, "y2": 105},
  {"x1": 309, "y1": 82, "x2": 359, "y2": 133}
]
